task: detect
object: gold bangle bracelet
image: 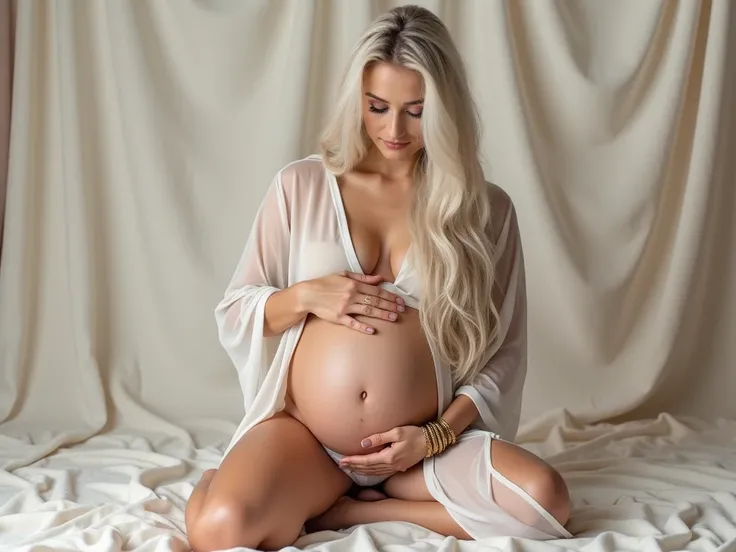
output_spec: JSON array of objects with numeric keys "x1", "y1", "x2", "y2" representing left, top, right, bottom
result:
[
  {"x1": 438, "y1": 418, "x2": 457, "y2": 445},
  {"x1": 436, "y1": 421, "x2": 448, "y2": 451},
  {"x1": 428, "y1": 422, "x2": 441, "y2": 455},
  {"x1": 434, "y1": 422, "x2": 446, "y2": 452},
  {"x1": 421, "y1": 425, "x2": 432, "y2": 457},
  {"x1": 427, "y1": 422, "x2": 439, "y2": 455},
  {"x1": 422, "y1": 418, "x2": 457, "y2": 458},
  {"x1": 425, "y1": 421, "x2": 443, "y2": 456},
  {"x1": 422, "y1": 418, "x2": 458, "y2": 458}
]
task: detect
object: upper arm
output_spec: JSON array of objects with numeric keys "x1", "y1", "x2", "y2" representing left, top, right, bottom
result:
[
  {"x1": 454, "y1": 184, "x2": 527, "y2": 438},
  {"x1": 226, "y1": 172, "x2": 292, "y2": 293},
  {"x1": 487, "y1": 183, "x2": 525, "y2": 340}
]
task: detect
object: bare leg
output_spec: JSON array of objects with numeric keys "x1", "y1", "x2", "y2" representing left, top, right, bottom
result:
[
  {"x1": 185, "y1": 413, "x2": 352, "y2": 552},
  {"x1": 383, "y1": 464, "x2": 432, "y2": 501},
  {"x1": 309, "y1": 495, "x2": 472, "y2": 539},
  {"x1": 311, "y1": 465, "x2": 470, "y2": 539},
  {"x1": 355, "y1": 488, "x2": 387, "y2": 501},
  {"x1": 386, "y1": 440, "x2": 570, "y2": 531},
  {"x1": 486, "y1": 438, "x2": 571, "y2": 531},
  {"x1": 310, "y1": 438, "x2": 570, "y2": 540},
  {"x1": 184, "y1": 469, "x2": 216, "y2": 532}
]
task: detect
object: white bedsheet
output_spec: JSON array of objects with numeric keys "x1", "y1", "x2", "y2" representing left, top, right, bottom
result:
[{"x1": 1, "y1": 414, "x2": 734, "y2": 552}]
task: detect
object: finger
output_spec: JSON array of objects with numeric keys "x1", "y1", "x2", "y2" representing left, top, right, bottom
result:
[
  {"x1": 341, "y1": 450, "x2": 393, "y2": 468},
  {"x1": 350, "y1": 465, "x2": 395, "y2": 475},
  {"x1": 348, "y1": 302, "x2": 399, "y2": 322},
  {"x1": 342, "y1": 271, "x2": 383, "y2": 284},
  {"x1": 361, "y1": 428, "x2": 403, "y2": 449},
  {"x1": 337, "y1": 315, "x2": 375, "y2": 335},
  {"x1": 356, "y1": 284, "x2": 405, "y2": 310},
  {"x1": 340, "y1": 462, "x2": 397, "y2": 473}
]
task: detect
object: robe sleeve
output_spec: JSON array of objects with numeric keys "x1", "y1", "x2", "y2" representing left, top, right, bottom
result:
[
  {"x1": 454, "y1": 197, "x2": 528, "y2": 442},
  {"x1": 214, "y1": 171, "x2": 291, "y2": 411}
]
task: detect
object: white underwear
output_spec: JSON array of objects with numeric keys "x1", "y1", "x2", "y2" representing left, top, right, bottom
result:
[{"x1": 323, "y1": 446, "x2": 391, "y2": 487}]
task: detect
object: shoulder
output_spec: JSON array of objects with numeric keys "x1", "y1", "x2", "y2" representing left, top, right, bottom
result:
[
  {"x1": 265, "y1": 155, "x2": 332, "y2": 215},
  {"x1": 486, "y1": 181, "x2": 513, "y2": 213},
  {"x1": 274, "y1": 154, "x2": 331, "y2": 196},
  {"x1": 484, "y1": 181, "x2": 518, "y2": 243}
]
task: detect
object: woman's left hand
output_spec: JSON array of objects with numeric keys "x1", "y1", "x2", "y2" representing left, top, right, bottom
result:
[{"x1": 339, "y1": 426, "x2": 426, "y2": 476}]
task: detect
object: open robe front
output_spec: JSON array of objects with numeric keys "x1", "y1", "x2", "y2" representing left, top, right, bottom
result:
[{"x1": 214, "y1": 155, "x2": 571, "y2": 539}]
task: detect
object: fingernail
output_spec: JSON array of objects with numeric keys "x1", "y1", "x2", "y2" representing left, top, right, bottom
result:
[
  {"x1": 361, "y1": 439, "x2": 371, "y2": 447},
  {"x1": 397, "y1": 305, "x2": 406, "y2": 312},
  {"x1": 366, "y1": 327, "x2": 374, "y2": 334},
  {"x1": 389, "y1": 313, "x2": 397, "y2": 320}
]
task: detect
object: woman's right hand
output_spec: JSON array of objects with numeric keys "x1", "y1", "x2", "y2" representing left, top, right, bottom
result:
[{"x1": 298, "y1": 271, "x2": 406, "y2": 334}]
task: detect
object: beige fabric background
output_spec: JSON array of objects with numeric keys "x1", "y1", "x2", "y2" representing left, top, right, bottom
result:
[
  {"x1": 0, "y1": 0, "x2": 734, "y2": 452},
  {"x1": 0, "y1": 0, "x2": 12, "y2": 258},
  {"x1": 1, "y1": 2, "x2": 736, "y2": 551}
]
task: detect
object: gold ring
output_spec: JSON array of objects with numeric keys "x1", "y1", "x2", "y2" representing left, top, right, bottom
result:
[{"x1": 363, "y1": 295, "x2": 371, "y2": 305}]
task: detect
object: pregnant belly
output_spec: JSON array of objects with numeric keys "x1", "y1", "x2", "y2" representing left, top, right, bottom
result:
[{"x1": 286, "y1": 308, "x2": 438, "y2": 456}]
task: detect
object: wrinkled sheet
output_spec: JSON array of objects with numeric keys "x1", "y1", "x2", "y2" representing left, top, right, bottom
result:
[{"x1": 1, "y1": 415, "x2": 735, "y2": 552}]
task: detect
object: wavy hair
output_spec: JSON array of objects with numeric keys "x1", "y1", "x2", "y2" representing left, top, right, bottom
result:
[{"x1": 319, "y1": 5, "x2": 499, "y2": 384}]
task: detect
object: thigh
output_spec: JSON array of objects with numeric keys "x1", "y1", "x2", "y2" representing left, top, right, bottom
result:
[
  {"x1": 384, "y1": 463, "x2": 433, "y2": 501},
  {"x1": 203, "y1": 413, "x2": 352, "y2": 532},
  {"x1": 383, "y1": 435, "x2": 555, "y2": 504},
  {"x1": 488, "y1": 437, "x2": 570, "y2": 528}
]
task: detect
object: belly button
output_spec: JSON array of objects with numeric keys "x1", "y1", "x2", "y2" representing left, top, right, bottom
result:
[{"x1": 360, "y1": 391, "x2": 367, "y2": 401}]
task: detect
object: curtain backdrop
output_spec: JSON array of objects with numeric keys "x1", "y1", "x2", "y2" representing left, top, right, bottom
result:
[
  {"x1": 0, "y1": 0, "x2": 734, "y2": 453},
  {"x1": 0, "y1": 0, "x2": 13, "y2": 260}
]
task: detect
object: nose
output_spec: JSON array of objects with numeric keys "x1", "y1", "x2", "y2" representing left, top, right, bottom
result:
[{"x1": 389, "y1": 112, "x2": 406, "y2": 140}]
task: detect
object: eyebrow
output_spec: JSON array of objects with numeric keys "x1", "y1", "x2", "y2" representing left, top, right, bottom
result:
[{"x1": 365, "y1": 92, "x2": 423, "y2": 106}]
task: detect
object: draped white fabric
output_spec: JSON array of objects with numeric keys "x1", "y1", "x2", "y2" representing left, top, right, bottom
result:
[{"x1": 0, "y1": 1, "x2": 735, "y2": 551}]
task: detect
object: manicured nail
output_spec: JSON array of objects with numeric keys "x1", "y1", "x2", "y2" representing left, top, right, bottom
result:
[
  {"x1": 397, "y1": 305, "x2": 406, "y2": 312},
  {"x1": 361, "y1": 439, "x2": 371, "y2": 447},
  {"x1": 366, "y1": 327, "x2": 374, "y2": 334},
  {"x1": 389, "y1": 313, "x2": 397, "y2": 320}
]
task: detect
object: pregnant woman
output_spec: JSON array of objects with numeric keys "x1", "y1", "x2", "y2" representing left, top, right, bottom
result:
[{"x1": 185, "y1": 5, "x2": 573, "y2": 551}]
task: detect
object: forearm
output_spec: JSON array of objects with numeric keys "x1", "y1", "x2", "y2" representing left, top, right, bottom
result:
[
  {"x1": 439, "y1": 394, "x2": 479, "y2": 437},
  {"x1": 263, "y1": 282, "x2": 308, "y2": 337}
]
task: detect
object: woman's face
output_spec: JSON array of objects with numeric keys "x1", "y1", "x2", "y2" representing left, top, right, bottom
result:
[{"x1": 361, "y1": 62, "x2": 424, "y2": 162}]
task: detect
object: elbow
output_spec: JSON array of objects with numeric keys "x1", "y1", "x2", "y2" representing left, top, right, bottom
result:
[
  {"x1": 215, "y1": 307, "x2": 242, "y2": 342},
  {"x1": 214, "y1": 288, "x2": 279, "y2": 343},
  {"x1": 214, "y1": 301, "x2": 251, "y2": 351}
]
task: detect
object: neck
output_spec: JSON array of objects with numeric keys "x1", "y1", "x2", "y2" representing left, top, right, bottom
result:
[{"x1": 361, "y1": 145, "x2": 419, "y2": 180}]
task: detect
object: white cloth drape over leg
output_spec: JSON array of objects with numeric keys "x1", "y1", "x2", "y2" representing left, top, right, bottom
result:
[{"x1": 425, "y1": 430, "x2": 572, "y2": 540}]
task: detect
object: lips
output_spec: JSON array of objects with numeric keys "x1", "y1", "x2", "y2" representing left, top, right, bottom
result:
[{"x1": 383, "y1": 139, "x2": 410, "y2": 150}]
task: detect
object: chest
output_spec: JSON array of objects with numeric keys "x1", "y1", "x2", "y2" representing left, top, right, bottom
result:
[{"x1": 338, "y1": 177, "x2": 413, "y2": 282}]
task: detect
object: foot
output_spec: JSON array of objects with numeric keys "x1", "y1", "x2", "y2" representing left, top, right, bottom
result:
[
  {"x1": 195, "y1": 468, "x2": 217, "y2": 487},
  {"x1": 306, "y1": 496, "x2": 358, "y2": 533},
  {"x1": 356, "y1": 488, "x2": 388, "y2": 502}
]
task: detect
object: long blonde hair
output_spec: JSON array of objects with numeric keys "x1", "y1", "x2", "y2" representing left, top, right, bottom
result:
[{"x1": 319, "y1": 5, "x2": 500, "y2": 385}]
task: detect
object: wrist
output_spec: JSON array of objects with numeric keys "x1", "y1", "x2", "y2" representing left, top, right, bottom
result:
[
  {"x1": 421, "y1": 418, "x2": 457, "y2": 457},
  {"x1": 292, "y1": 281, "x2": 312, "y2": 316},
  {"x1": 440, "y1": 394, "x2": 478, "y2": 436}
]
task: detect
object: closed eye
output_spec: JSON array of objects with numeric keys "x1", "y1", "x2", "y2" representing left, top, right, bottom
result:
[{"x1": 369, "y1": 105, "x2": 423, "y2": 119}]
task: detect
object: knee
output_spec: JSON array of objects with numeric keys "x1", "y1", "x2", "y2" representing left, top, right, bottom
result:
[
  {"x1": 186, "y1": 496, "x2": 265, "y2": 552},
  {"x1": 527, "y1": 467, "x2": 571, "y2": 526}
]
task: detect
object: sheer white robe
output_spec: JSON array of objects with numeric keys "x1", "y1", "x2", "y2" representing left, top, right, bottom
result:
[{"x1": 214, "y1": 155, "x2": 572, "y2": 540}]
